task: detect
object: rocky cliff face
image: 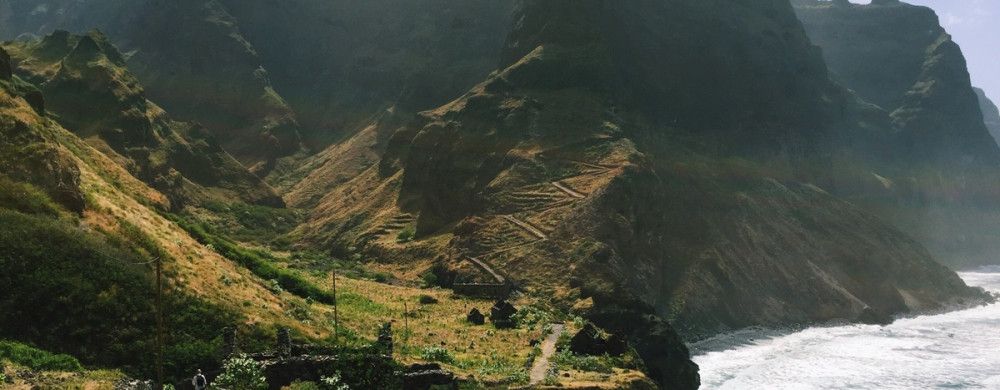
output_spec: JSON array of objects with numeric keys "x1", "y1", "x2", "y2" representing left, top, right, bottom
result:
[
  {"x1": 218, "y1": 0, "x2": 515, "y2": 147},
  {"x1": 794, "y1": 0, "x2": 1000, "y2": 167},
  {"x1": 3, "y1": 31, "x2": 283, "y2": 208},
  {"x1": 794, "y1": 0, "x2": 1000, "y2": 267},
  {"x1": 0, "y1": 0, "x2": 303, "y2": 172},
  {"x1": 297, "y1": 0, "x2": 989, "y2": 388},
  {"x1": 976, "y1": 88, "x2": 1000, "y2": 146}
]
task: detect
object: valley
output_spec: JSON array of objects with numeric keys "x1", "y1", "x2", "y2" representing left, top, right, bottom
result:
[{"x1": 2, "y1": 0, "x2": 999, "y2": 389}]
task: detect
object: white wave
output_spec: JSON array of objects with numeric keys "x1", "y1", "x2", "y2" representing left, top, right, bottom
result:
[{"x1": 694, "y1": 271, "x2": 1000, "y2": 390}]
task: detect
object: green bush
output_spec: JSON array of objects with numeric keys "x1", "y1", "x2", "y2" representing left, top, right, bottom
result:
[
  {"x1": 215, "y1": 354, "x2": 267, "y2": 390},
  {"x1": 419, "y1": 346, "x2": 454, "y2": 364},
  {"x1": 418, "y1": 295, "x2": 439, "y2": 305},
  {"x1": 396, "y1": 226, "x2": 415, "y2": 243},
  {"x1": 320, "y1": 374, "x2": 350, "y2": 390},
  {"x1": 420, "y1": 271, "x2": 438, "y2": 288},
  {"x1": 0, "y1": 341, "x2": 82, "y2": 371},
  {"x1": 166, "y1": 215, "x2": 336, "y2": 305},
  {"x1": 552, "y1": 350, "x2": 613, "y2": 374},
  {"x1": 201, "y1": 202, "x2": 301, "y2": 244}
]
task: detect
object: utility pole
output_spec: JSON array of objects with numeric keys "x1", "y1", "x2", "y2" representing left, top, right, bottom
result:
[
  {"x1": 331, "y1": 270, "x2": 339, "y2": 343},
  {"x1": 403, "y1": 301, "x2": 409, "y2": 352},
  {"x1": 155, "y1": 257, "x2": 165, "y2": 390}
]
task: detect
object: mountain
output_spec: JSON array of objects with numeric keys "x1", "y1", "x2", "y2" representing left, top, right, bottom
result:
[
  {"x1": 793, "y1": 0, "x2": 1000, "y2": 268},
  {"x1": 217, "y1": 0, "x2": 515, "y2": 146},
  {"x1": 1, "y1": 39, "x2": 336, "y2": 384},
  {"x1": 976, "y1": 88, "x2": 1000, "y2": 146},
  {"x1": 794, "y1": 0, "x2": 1000, "y2": 167},
  {"x1": 3, "y1": 30, "x2": 283, "y2": 209},
  {"x1": 294, "y1": 0, "x2": 989, "y2": 387},
  {"x1": 4, "y1": 1, "x2": 998, "y2": 388},
  {"x1": 0, "y1": 0, "x2": 303, "y2": 172}
]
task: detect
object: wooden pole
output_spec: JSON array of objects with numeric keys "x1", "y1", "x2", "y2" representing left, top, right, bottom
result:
[
  {"x1": 403, "y1": 301, "x2": 409, "y2": 351},
  {"x1": 332, "y1": 270, "x2": 339, "y2": 343},
  {"x1": 155, "y1": 257, "x2": 165, "y2": 390}
]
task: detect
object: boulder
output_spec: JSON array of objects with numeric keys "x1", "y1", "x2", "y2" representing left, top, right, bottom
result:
[
  {"x1": 570, "y1": 323, "x2": 628, "y2": 357},
  {"x1": 489, "y1": 299, "x2": 517, "y2": 329},
  {"x1": 467, "y1": 308, "x2": 485, "y2": 325},
  {"x1": 857, "y1": 306, "x2": 894, "y2": 325}
]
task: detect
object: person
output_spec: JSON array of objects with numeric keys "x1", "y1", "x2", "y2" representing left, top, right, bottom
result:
[{"x1": 192, "y1": 369, "x2": 207, "y2": 390}]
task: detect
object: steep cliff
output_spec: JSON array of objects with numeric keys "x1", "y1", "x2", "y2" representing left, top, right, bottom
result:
[
  {"x1": 794, "y1": 0, "x2": 1000, "y2": 267},
  {"x1": 794, "y1": 0, "x2": 1000, "y2": 168},
  {"x1": 976, "y1": 88, "x2": 1000, "y2": 146},
  {"x1": 219, "y1": 0, "x2": 515, "y2": 146},
  {"x1": 3, "y1": 31, "x2": 283, "y2": 208},
  {"x1": 297, "y1": 0, "x2": 989, "y2": 388}
]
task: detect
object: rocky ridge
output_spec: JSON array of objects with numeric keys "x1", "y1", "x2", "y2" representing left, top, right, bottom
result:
[
  {"x1": 3, "y1": 30, "x2": 283, "y2": 208},
  {"x1": 794, "y1": 0, "x2": 1000, "y2": 268},
  {"x1": 296, "y1": 0, "x2": 990, "y2": 388},
  {"x1": 976, "y1": 88, "x2": 1000, "y2": 146}
]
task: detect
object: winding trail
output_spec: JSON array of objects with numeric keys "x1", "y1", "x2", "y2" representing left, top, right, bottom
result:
[
  {"x1": 530, "y1": 323, "x2": 565, "y2": 385},
  {"x1": 550, "y1": 181, "x2": 586, "y2": 199},
  {"x1": 466, "y1": 256, "x2": 506, "y2": 284},
  {"x1": 502, "y1": 215, "x2": 548, "y2": 240}
]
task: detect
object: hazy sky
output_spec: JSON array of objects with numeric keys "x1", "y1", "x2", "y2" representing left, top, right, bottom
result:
[{"x1": 855, "y1": 0, "x2": 1000, "y2": 103}]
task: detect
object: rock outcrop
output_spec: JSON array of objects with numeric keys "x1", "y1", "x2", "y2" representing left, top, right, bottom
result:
[
  {"x1": 3, "y1": 31, "x2": 283, "y2": 208},
  {"x1": 794, "y1": 0, "x2": 1000, "y2": 167},
  {"x1": 794, "y1": 0, "x2": 1000, "y2": 267},
  {"x1": 976, "y1": 88, "x2": 1000, "y2": 146},
  {"x1": 0, "y1": 0, "x2": 303, "y2": 172}
]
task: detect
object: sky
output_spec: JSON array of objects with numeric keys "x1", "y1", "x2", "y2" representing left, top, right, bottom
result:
[{"x1": 854, "y1": 0, "x2": 1000, "y2": 104}]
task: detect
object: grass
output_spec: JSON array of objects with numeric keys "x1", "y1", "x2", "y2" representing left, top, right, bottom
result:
[
  {"x1": 419, "y1": 346, "x2": 455, "y2": 364},
  {"x1": 165, "y1": 213, "x2": 337, "y2": 305},
  {"x1": 0, "y1": 341, "x2": 83, "y2": 372},
  {"x1": 0, "y1": 363, "x2": 123, "y2": 389},
  {"x1": 0, "y1": 207, "x2": 244, "y2": 384},
  {"x1": 0, "y1": 175, "x2": 65, "y2": 217},
  {"x1": 199, "y1": 201, "x2": 303, "y2": 245}
]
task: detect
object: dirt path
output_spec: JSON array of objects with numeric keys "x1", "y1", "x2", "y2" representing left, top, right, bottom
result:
[
  {"x1": 466, "y1": 256, "x2": 507, "y2": 284},
  {"x1": 530, "y1": 323, "x2": 565, "y2": 385},
  {"x1": 550, "y1": 181, "x2": 586, "y2": 199},
  {"x1": 502, "y1": 215, "x2": 548, "y2": 239}
]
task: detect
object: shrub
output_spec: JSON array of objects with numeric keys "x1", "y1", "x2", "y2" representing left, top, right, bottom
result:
[
  {"x1": 166, "y1": 215, "x2": 336, "y2": 304},
  {"x1": 419, "y1": 346, "x2": 454, "y2": 364},
  {"x1": 214, "y1": 355, "x2": 267, "y2": 390},
  {"x1": 553, "y1": 350, "x2": 613, "y2": 374},
  {"x1": 420, "y1": 271, "x2": 438, "y2": 288},
  {"x1": 510, "y1": 305, "x2": 552, "y2": 329},
  {"x1": 0, "y1": 340, "x2": 83, "y2": 371},
  {"x1": 320, "y1": 373, "x2": 350, "y2": 390},
  {"x1": 396, "y1": 226, "x2": 415, "y2": 243},
  {"x1": 418, "y1": 295, "x2": 439, "y2": 305}
]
